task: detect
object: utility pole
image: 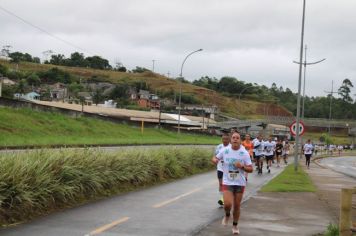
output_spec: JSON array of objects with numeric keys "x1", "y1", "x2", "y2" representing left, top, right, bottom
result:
[
  {"x1": 0, "y1": 77, "x2": 3, "y2": 97},
  {"x1": 324, "y1": 80, "x2": 338, "y2": 135},
  {"x1": 293, "y1": 45, "x2": 326, "y2": 119},
  {"x1": 294, "y1": 0, "x2": 306, "y2": 172},
  {"x1": 152, "y1": 60, "x2": 155, "y2": 72}
]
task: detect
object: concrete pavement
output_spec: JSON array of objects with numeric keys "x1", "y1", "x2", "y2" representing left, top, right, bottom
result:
[{"x1": 196, "y1": 156, "x2": 356, "y2": 236}]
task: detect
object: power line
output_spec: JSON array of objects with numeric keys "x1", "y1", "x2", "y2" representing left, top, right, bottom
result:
[{"x1": 0, "y1": 5, "x2": 94, "y2": 55}]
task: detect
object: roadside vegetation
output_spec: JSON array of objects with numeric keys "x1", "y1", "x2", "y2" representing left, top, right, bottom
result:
[
  {"x1": 261, "y1": 164, "x2": 316, "y2": 192},
  {"x1": 0, "y1": 147, "x2": 214, "y2": 226},
  {"x1": 0, "y1": 107, "x2": 219, "y2": 147}
]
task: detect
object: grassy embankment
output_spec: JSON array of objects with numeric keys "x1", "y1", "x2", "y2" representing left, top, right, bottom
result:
[
  {"x1": 0, "y1": 147, "x2": 214, "y2": 226},
  {"x1": 0, "y1": 107, "x2": 219, "y2": 147},
  {"x1": 0, "y1": 59, "x2": 291, "y2": 118},
  {"x1": 261, "y1": 164, "x2": 316, "y2": 192}
]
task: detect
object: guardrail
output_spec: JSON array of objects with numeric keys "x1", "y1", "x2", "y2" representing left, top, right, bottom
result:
[{"x1": 340, "y1": 187, "x2": 356, "y2": 236}]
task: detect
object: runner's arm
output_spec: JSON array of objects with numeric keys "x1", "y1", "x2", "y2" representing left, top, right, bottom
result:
[{"x1": 211, "y1": 156, "x2": 219, "y2": 165}]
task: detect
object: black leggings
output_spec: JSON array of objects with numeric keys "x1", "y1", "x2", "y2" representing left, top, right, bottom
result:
[{"x1": 305, "y1": 154, "x2": 312, "y2": 167}]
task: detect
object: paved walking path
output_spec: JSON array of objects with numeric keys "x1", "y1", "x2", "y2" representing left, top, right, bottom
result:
[{"x1": 196, "y1": 156, "x2": 356, "y2": 236}]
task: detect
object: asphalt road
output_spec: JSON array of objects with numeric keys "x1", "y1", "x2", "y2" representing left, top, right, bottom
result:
[
  {"x1": 0, "y1": 165, "x2": 285, "y2": 236},
  {"x1": 317, "y1": 155, "x2": 356, "y2": 178}
]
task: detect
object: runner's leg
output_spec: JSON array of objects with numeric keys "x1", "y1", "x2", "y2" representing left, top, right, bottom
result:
[
  {"x1": 232, "y1": 190, "x2": 244, "y2": 234},
  {"x1": 222, "y1": 188, "x2": 233, "y2": 225}
]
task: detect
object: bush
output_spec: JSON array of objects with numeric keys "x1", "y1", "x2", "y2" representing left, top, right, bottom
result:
[
  {"x1": 324, "y1": 223, "x2": 339, "y2": 236},
  {"x1": 0, "y1": 148, "x2": 213, "y2": 225}
]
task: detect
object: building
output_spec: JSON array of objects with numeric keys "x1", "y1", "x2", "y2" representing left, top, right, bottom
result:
[
  {"x1": 137, "y1": 89, "x2": 160, "y2": 110},
  {"x1": 14, "y1": 92, "x2": 40, "y2": 101},
  {"x1": 49, "y1": 82, "x2": 67, "y2": 100}
]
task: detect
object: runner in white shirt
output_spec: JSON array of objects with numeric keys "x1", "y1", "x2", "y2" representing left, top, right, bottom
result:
[
  {"x1": 214, "y1": 133, "x2": 231, "y2": 207},
  {"x1": 303, "y1": 139, "x2": 313, "y2": 169},
  {"x1": 337, "y1": 145, "x2": 343, "y2": 156},
  {"x1": 212, "y1": 132, "x2": 253, "y2": 235},
  {"x1": 264, "y1": 137, "x2": 275, "y2": 174},
  {"x1": 252, "y1": 136, "x2": 258, "y2": 169},
  {"x1": 271, "y1": 138, "x2": 277, "y2": 164},
  {"x1": 254, "y1": 134, "x2": 264, "y2": 174}
]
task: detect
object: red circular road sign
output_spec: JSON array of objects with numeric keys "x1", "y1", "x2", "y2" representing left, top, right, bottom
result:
[{"x1": 289, "y1": 121, "x2": 305, "y2": 136}]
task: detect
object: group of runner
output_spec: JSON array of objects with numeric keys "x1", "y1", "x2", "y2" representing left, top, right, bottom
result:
[
  {"x1": 211, "y1": 131, "x2": 291, "y2": 234},
  {"x1": 252, "y1": 134, "x2": 291, "y2": 174}
]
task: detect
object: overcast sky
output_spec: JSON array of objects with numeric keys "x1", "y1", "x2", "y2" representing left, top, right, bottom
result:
[{"x1": 1, "y1": 0, "x2": 355, "y2": 97}]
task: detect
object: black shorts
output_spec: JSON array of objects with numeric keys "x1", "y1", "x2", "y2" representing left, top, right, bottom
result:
[
  {"x1": 305, "y1": 154, "x2": 312, "y2": 159},
  {"x1": 276, "y1": 151, "x2": 282, "y2": 157},
  {"x1": 266, "y1": 155, "x2": 274, "y2": 161},
  {"x1": 217, "y1": 170, "x2": 223, "y2": 179},
  {"x1": 223, "y1": 185, "x2": 245, "y2": 194},
  {"x1": 255, "y1": 155, "x2": 263, "y2": 161}
]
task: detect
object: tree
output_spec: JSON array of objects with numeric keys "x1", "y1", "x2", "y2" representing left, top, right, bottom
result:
[
  {"x1": 33, "y1": 57, "x2": 41, "y2": 64},
  {"x1": 338, "y1": 78, "x2": 354, "y2": 103},
  {"x1": 132, "y1": 66, "x2": 150, "y2": 73},
  {"x1": 67, "y1": 52, "x2": 88, "y2": 67},
  {"x1": 0, "y1": 64, "x2": 9, "y2": 76},
  {"x1": 92, "y1": 89, "x2": 103, "y2": 105},
  {"x1": 1, "y1": 45, "x2": 11, "y2": 58},
  {"x1": 38, "y1": 68, "x2": 72, "y2": 84},
  {"x1": 16, "y1": 79, "x2": 27, "y2": 93},
  {"x1": 26, "y1": 73, "x2": 41, "y2": 86},
  {"x1": 86, "y1": 55, "x2": 111, "y2": 70},
  {"x1": 109, "y1": 84, "x2": 128, "y2": 99},
  {"x1": 114, "y1": 62, "x2": 127, "y2": 72},
  {"x1": 50, "y1": 54, "x2": 66, "y2": 65},
  {"x1": 8, "y1": 52, "x2": 37, "y2": 63},
  {"x1": 9, "y1": 52, "x2": 25, "y2": 63}
]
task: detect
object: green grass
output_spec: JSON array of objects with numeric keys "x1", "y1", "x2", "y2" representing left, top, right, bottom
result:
[
  {"x1": 261, "y1": 164, "x2": 316, "y2": 192},
  {"x1": 0, "y1": 107, "x2": 219, "y2": 147},
  {"x1": 0, "y1": 147, "x2": 214, "y2": 225},
  {"x1": 323, "y1": 223, "x2": 339, "y2": 236}
]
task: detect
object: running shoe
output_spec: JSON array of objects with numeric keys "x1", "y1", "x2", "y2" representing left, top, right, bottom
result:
[
  {"x1": 221, "y1": 216, "x2": 230, "y2": 226},
  {"x1": 218, "y1": 199, "x2": 224, "y2": 206},
  {"x1": 232, "y1": 225, "x2": 240, "y2": 234}
]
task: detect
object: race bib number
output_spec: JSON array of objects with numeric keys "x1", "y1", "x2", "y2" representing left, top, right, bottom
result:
[{"x1": 228, "y1": 172, "x2": 238, "y2": 180}]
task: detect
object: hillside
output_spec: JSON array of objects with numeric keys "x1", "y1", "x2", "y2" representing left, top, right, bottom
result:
[
  {"x1": 0, "y1": 60, "x2": 292, "y2": 119},
  {"x1": 0, "y1": 107, "x2": 219, "y2": 147}
]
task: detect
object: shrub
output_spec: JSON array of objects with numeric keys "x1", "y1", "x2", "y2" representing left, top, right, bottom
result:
[{"x1": 0, "y1": 147, "x2": 214, "y2": 225}]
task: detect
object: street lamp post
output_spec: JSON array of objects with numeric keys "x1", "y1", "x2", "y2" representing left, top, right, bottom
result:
[
  {"x1": 293, "y1": 45, "x2": 326, "y2": 119},
  {"x1": 294, "y1": 0, "x2": 307, "y2": 172},
  {"x1": 177, "y1": 49, "x2": 203, "y2": 134}
]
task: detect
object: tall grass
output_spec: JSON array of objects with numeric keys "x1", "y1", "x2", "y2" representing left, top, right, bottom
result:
[{"x1": 0, "y1": 147, "x2": 214, "y2": 226}]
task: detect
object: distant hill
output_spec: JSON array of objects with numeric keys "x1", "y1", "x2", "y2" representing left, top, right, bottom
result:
[{"x1": 0, "y1": 59, "x2": 292, "y2": 119}]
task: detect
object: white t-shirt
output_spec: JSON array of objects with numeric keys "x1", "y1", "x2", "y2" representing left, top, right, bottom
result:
[
  {"x1": 215, "y1": 143, "x2": 231, "y2": 172},
  {"x1": 216, "y1": 145, "x2": 252, "y2": 186},
  {"x1": 304, "y1": 143, "x2": 313, "y2": 155},
  {"x1": 254, "y1": 139, "x2": 264, "y2": 156},
  {"x1": 252, "y1": 138, "x2": 258, "y2": 153},
  {"x1": 264, "y1": 141, "x2": 275, "y2": 156}
]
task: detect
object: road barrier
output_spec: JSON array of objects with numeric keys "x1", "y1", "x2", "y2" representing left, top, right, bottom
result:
[{"x1": 340, "y1": 187, "x2": 356, "y2": 236}]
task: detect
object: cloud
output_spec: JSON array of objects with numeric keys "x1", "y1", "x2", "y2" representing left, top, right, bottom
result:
[{"x1": 0, "y1": 0, "x2": 355, "y2": 97}]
